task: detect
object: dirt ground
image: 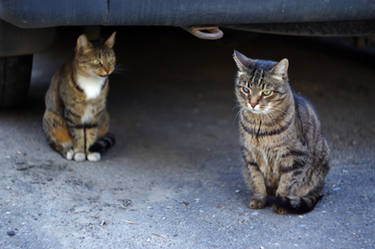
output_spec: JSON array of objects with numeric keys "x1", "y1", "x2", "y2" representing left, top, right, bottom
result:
[{"x1": 1, "y1": 27, "x2": 374, "y2": 249}]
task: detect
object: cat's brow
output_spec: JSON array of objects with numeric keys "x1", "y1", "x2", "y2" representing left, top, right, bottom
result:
[
  {"x1": 249, "y1": 69, "x2": 266, "y2": 87},
  {"x1": 257, "y1": 70, "x2": 264, "y2": 85},
  {"x1": 250, "y1": 69, "x2": 257, "y2": 84}
]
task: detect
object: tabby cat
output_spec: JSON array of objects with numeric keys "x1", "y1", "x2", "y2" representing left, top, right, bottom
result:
[
  {"x1": 43, "y1": 32, "x2": 117, "y2": 161},
  {"x1": 233, "y1": 50, "x2": 329, "y2": 214}
]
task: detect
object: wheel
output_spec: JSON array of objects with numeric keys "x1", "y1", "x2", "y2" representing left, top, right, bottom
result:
[{"x1": 0, "y1": 54, "x2": 33, "y2": 107}]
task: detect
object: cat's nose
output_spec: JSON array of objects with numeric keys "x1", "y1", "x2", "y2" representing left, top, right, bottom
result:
[
  {"x1": 103, "y1": 66, "x2": 110, "y2": 74},
  {"x1": 250, "y1": 97, "x2": 259, "y2": 108}
]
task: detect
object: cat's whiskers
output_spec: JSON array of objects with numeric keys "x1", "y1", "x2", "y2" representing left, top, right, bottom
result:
[
  {"x1": 263, "y1": 106, "x2": 289, "y2": 123},
  {"x1": 112, "y1": 64, "x2": 129, "y2": 74},
  {"x1": 266, "y1": 105, "x2": 288, "y2": 115},
  {"x1": 233, "y1": 101, "x2": 245, "y2": 116},
  {"x1": 232, "y1": 104, "x2": 247, "y2": 126}
]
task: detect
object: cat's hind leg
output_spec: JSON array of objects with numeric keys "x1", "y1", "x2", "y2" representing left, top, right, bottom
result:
[
  {"x1": 43, "y1": 110, "x2": 74, "y2": 160},
  {"x1": 273, "y1": 163, "x2": 326, "y2": 214},
  {"x1": 272, "y1": 145, "x2": 329, "y2": 214}
]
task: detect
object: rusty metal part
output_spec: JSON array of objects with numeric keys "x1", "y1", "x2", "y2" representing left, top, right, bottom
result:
[{"x1": 182, "y1": 26, "x2": 223, "y2": 40}]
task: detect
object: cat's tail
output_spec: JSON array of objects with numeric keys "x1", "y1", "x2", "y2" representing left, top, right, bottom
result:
[
  {"x1": 267, "y1": 191, "x2": 323, "y2": 214},
  {"x1": 89, "y1": 133, "x2": 116, "y2": 153}
]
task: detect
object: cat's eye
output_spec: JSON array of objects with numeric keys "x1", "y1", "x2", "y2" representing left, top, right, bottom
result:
[
  {"x1": 108, "y1": 57, "x2": 115, "y2": 63},
  {"x1": 242, "y1": 87, "x2": 250, "y2": 94},
  {"x1": 263, "y1": 89, "x2": 273, "y2": 96},
  {"x1": 93, "y1": 59, "x2": 101, "y2": 65}
]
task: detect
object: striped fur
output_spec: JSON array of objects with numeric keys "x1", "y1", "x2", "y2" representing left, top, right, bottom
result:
[
  {"x1": 233, "y1": 50, "x2": 329, "y2": 214},
  {"x1": 43, "y1": 32, "x2": 117, "y2": 161}
]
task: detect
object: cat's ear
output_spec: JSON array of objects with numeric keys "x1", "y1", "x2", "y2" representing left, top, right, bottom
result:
[
  {"x1": 233, "y1": 50, "x2": 256, "y2": 72},
  {"x1": 271, "y1": 58, "x2": 289, "y2": 80},
  {"x1": 75, "y1": 34, "x2": 93, "y2": 54},
  {"x1": 105, "y1": 32, "x2": 116, "y2": 48}
]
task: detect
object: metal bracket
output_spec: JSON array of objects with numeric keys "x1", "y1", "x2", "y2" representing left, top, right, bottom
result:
[{"x1": 182, "y1": 26, "x2": 224, "y2": 40}]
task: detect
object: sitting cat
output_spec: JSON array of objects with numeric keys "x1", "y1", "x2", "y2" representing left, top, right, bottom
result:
[
  {"x1": 43, "y1": 32, "x2": 117, "y2": 161},
  {"x1": 233, "y1": 50, "x2": 329, "y2": 214}
]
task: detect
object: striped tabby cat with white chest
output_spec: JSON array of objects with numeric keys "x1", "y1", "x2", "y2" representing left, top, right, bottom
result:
[
  {"x1": 233, "y1": 50, "x2": 329, "y2": 214},
  {"x1": 43, "y1": 32, "x2": 116, "y2": 161}
]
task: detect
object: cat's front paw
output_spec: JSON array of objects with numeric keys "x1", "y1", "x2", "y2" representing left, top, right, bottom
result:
[
  {"x1": 87, "y1": 152, "x2": 101, "y2": 162},
  {"x1": 73, "y1": 152, "x2": 86, "y2": 161},
  {"x1": 65, "y1": 149, "x2": 74, "y2": 160},
  {"x1": 249, "y1": 198, "x2": 266, "y2": 209}
]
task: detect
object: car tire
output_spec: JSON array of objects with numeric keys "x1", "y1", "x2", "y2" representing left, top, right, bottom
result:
[{"x1": 0, "y1": 55, "x2": 33, "y2": 107}]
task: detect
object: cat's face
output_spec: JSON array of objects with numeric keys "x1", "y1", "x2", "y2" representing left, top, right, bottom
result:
[
  {"x1": 233, "y1": 50, "x2": 290, "y2": 115},
  {"x1": 75, "y1": 32, "x2": 116, "y2": 78}
]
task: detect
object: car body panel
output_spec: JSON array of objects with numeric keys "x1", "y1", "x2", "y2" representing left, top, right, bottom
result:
[{"x1": 1, "y1": 0, "x2": 375, "y2": 28}]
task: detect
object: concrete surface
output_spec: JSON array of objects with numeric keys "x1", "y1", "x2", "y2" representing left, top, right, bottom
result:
[{"x1": 1, "y1": 27, "x2": 374, "y2": 249}]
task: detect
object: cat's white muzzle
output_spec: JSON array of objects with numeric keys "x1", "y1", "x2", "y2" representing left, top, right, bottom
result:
[{"x1": 247, "y1": 103, "x2": 271, "y2": 115}]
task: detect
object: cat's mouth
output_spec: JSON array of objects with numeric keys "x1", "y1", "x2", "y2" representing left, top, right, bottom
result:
[
  {"x1": 247, "y1": 103, "x2": 270, "y2": 115},
  {"x1": 247, "y1": 103, "x2": 262, "y2": 114},
  {"x1": 248, "y1": 108, "x2": 263, "y2": 114},
  {"x1": 98, "y1": 73, "x2": 109, "y2": 78}
]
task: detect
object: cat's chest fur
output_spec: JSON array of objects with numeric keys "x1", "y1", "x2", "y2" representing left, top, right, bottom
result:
[
  {"x1": 76, "y1": 74, "x2": 106, "y2": 100},
  {"x1": 81, "y1": 104, "x2": 95, "y2": 123}
]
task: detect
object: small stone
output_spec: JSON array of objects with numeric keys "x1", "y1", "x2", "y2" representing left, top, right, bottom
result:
[
  {"x1": 121, "y1": 199, "x2": 132, "y2": 208},
  {"x1": 182, "y1": 201, "x2": 190, "y2": 206},
  {"x1": 7, "y1": 231, "x2": 16, "y2": 237},
  {"x1": 17, "y1": 151, "x2": 26, "y2": 156},
  {"x1": 15, "y1": 164, "x2": 34, "y2": 171},
  {"x1": 235, "y1": 189, "x2": 240, "y2": 193}
]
